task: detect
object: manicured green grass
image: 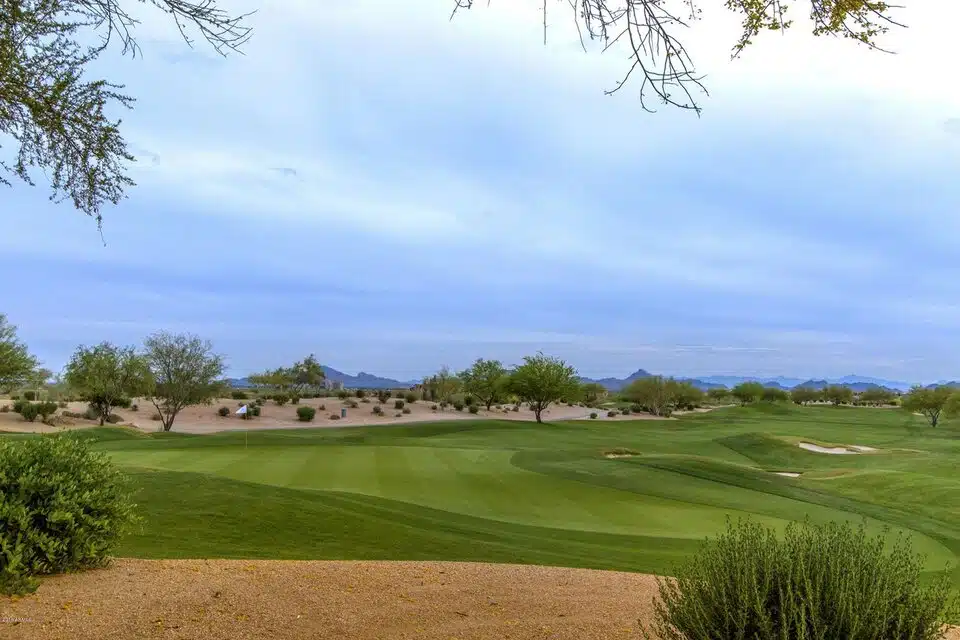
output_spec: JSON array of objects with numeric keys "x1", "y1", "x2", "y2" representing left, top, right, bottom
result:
[{"x1": 7, "y1": 405, "x2": 960, "y2": 597}]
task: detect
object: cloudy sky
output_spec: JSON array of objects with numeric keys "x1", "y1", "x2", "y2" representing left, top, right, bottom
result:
[{"x1": 4, "y1": 1, "x2": 960, "y2": 382}]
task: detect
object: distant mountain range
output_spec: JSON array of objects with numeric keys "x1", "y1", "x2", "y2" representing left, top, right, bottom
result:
[{"x1": 225, "y1": 365, "x2": 931, "y2": 393}]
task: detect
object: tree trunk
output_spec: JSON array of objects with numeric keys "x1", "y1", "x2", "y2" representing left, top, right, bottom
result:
[{"x1": 534, "y1": 406, "x2": 543, "y2": 423}]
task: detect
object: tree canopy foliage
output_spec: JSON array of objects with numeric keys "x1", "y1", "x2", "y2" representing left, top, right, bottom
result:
[
  {"x1": 143, "y1": 331, "x2": 224, "y2": 431},
  {"x1": 63, "y1": 341, "x2": 152, "y2": 424},
  {"x1": 506, "y1": 353, "x2": 579, "y2": 423},
  {"x1": 1, "y1": 0, "x2": 252, "y2": 227},
  {"x1": 459, "y1": 358, "x2": 507, "y2": 410},
  {"x1": 902, "y1": 385, "x2": 955, "y2": 428},
  {"x1": 452, "y1": 0, "x2": 903, "y2": 113},
  {"x1": 0, "y1": 313, "x2": 37, "y2": 391}
]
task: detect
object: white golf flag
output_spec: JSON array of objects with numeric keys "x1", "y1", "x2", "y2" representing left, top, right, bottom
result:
[{"x1": 236, "y1": 404, "x2": 248, "y2": 415}]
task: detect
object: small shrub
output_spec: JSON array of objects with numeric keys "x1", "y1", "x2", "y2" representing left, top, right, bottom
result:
[
  {"x1": 58, "y1": 401, "x2": 68, "y2": 408},
  {"x1": 468, "y1": 405, "x2": 479, "y2": 414},
  {"x1": 83, "y1": 406, "x2": 98, "y2": 421},
  {"x1": 607, "y1": 410, "x2": 617, "y2": 417},
  {"x1": 377, "y1": 390, "x2": 391, "y2": 404},
  {"x1": 372, "y1": 405, "x2": 383, "y2": 415},
  {"x1": 251, "y1": 405, "x2": 261, "y2": 417},
  {"x1": 453, "y1": 401, "x2": 464, "y2": 412},
  {"x1": 150, "y1": 413, "x2": 162, "y2": 421},
  {"x1": 274, "y1": 393, "x2": 290, "y2": 406},
  {"x1": 12, "y1": 399, "x2": 26, "y2": 414},
  {"x1": 10, "y1": 394, "x2": 19, "y2": 401},
  {"x1": 394, "y1": 399, "x2": 405, "y2": 410},
  {"x1": 647, "y1": 518, "x2": 957, "y2": 640},
  {"x1": 23, "y1": 390, "x2": 36, "y2": 401},
  {"x1": 348, "y1": 400, "x2": 359, "y2": 409},
  {"x1": 290, "y1": 395, "x2": 300, "y2": 405},
  {"x1": 19, "y1": 403, "x2": 40, "y2": 422},
  {"x1": 104, "y1": 414, "x2": 123, "y2": 424},
  {"x1": 0, "y1": 435, "x2": 138, "y2": 595},
  {"x1": 113, "y1": 397, "x2": 132, "y2": 409},
  {"x1": 630, "y1": 404, "x2": 644, "y2": 413},
  {"x1": 621, "y1": 409, "x2": 631, "y2": 416},
  {"x1": 254, "y1": 398, "x2": 264, "y2": 406},
  {"x1": 403, "y1": 407, "x2": 412, "y2": 414},
  {"x1": 329, "y1": 413, "x2": 341, "y2": 420},
  {"x1": 356, "y1": 389, "x2": 367, "y2": 399},
  {"x1": 0, "y1": 405, "x2": 8, "y2": 413},
  {"x1": 218, "y1": 406, "x2": 230, "y2": 417},
  {"x1": 336, "y1": 390, "x2": 350, "y2": 400},
  {"x1": 404, "y1": 392, "x2": 418, "y2": 404},
  {"x1": 394, "y1": 412, "x2": 402, "y2": 418},
  {"x1": 231, "y1": 391, "x2": 248, "y2": 400},
  {"x1": 130, "y1": 404, "x2": 138, "y2": 412},
  {"x1": 36, "y1": 402, "x2": 57, "y2": 420},
  {"x1": 512, "y1": 405, "x2": 519, "y2": 412},
  {"x1": 439, "y1": 401, "x2": 449, "y2": 409},
  {"x1": 590, "y1": 412, "x2": 598, "y2": 419},
  {"x1": 361, "y1": 397, "x2": 371, "y2": 403},
  {"x1": 464, "y1": 395, "x2": 475, "y2": 406},
  {"x1": 62, "y1": 411, "x2": 85, "y2": 419},
  {"x1": 296, "y1": 406, "x2": 316, "y2": 422},
  {"x1": 431, "y1": 404, "x2": 438, "y2": 411},
  {"x1": 318, "y1": 404, "x2": 326, "y2": 411}
]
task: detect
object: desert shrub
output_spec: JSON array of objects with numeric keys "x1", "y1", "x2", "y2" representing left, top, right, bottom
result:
[
  {"x1": 150, "y1": 413, "x2": 162, "y2": 421},
  {"x1": 400, "y1": 407, "x2": 410, "y2": 415},
  {"x1": 231, "y1": 390, "x2": 248, "y2": 400},
  {"x1": 254, "y1": 397, "x2": 264, "y2": 406},
  {"x1": 0, "y1": 405, "x2": 8, "y2": 413},
  {"x1": 394, "y1": 412, "x2": 402, "y2": 418},
  {"x1": 608, "y1": 410, "x2": 617, "y2": 417},
  {"x1": 82, "y1": 406, "x2": 99, "y2": 421},
  {"x1": 130, "y1": 404, "x2": 138, "y2": 412},
  {"x1": 0, "y1": 435, "x2": 138, "y2": 595},
  {"x1": 590, "y1": 412, "x2": 598, "y2": 419},
  {"x1": 19, "y1": 403, "x2": 40, "y2": 422},
  {"x1": 647, "y1": 518, "x2": 957, "y2": 640},
  {"x1": 10, "y1": 394, "x2": 19, "y2": 400},
  {"x1": 329, "y1": 413, "x2": 340, "y2": 420},
  {"x1": 356, "y1": 389, "x2": 367, "y2": 399},
  {"x1": 360, "y1": 397, "x2": 371, "y2": 403},
  {"x1": 12, "y1": 399, "x2": 26, "y2": 414},
  {"x1": 431, "y1": 404, "x2": 438, "y2": 411},
  {"x1": 336, "y1": 390, "x2": 349, "y2": 400},
  {"x1": 58, "y1": 401, "x2": 68, "y2": 408},
  {"x1": 318, "y1": 404, "x2": 326, "y2": 411},
  {"x1": 464, "y1": 395, "x2": 475, "y2": 406},
  {"x1": 273, "y1": 393, "x2": 290, "y2": 406},
  {"x1": 290, "y1": 395, "x2": 300, "y2": 405},
  {"x1": 372, "y1": 405, "x2": 383, "y2": 415},
  {"x1": 453, "y1": 401, "x2": 465, "y2": 412},
  {"x1": 62, "y1": 411, "x2": 84, "y2": 419},
  {"x1": 113, "y1": 397, "x2": 132, "y2": 409},
  {"x1": 296, "y1": 406, "x2": 316, "y2": 422},
  {"x1": 347, "y1": 400, "x2": 359, "y2": 409},
  {"x1": 23, "y1": 390, "x2": 36, "y2": 401},
  {"x1": 394, "y1": 399, "x2": 405, "y2": 410},
  {"x1": 377, "y1": 390, "x2": 391, "y2": 404},
  {"x1": 251, "y1": 405, "x2": 261, "y2": 417},
  {"x1": 630, "y1": 404, "x2": 644, "y2": 413},
  {"x1": 404, "y1": 392, "x2": 418, "y2": 403},
  {"x1": 104, "y1": 414, "x2": 122, "y2": 424},
  {"x1": 468, "y1": 405, "x2": 479, "y2": 414},
  {"x1": 36, "y1": 402, "x2": 58, "y2": 420},
  {"x1": 512, "y1": 405, "x2": 519, "y2": 412},
  {"x1": 439, "y1": 401, "x2": 449, "y2": 409},
  {"x1": 217, "y1": 406, "x2": 230, "y2": 417}
]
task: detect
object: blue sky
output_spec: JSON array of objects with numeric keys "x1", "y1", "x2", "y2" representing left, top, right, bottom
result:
[{"x1": 3, "y1": 1, "x2": 960, "y2": 382}]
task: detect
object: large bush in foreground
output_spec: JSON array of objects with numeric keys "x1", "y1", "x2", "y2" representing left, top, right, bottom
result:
[
  {"x1": 0, "y1": 435, "x2": 138, "y2": 595},
  {"x1": 648, "y1": 519, "x2": 956, "y2": 640}
]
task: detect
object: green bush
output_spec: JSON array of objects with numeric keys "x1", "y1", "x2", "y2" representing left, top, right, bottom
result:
[
  {"x1": 377, "y1": 390, "x2": 391, "y2": 404},
  {"x1": 630, "y1": 404, "x2": 644, "y2": 413},
  {"x1": 296, "y1": 406, "x2": 316, "y2": 422},
  {"x1": 104, "y1": 414, "x2": 123, "y2": 424},
  {"x1": 254, "y1": 398, "x2": 264, "y2": 406},
  {"x1": 19, "y1": 403, "x2": 40, "y2": 422},
  {"x1": 453, "y1": 401, "x2": 465, "y2": 412},
  {"x1": 590, "y1": 412, "x2": 598, "y2": 419},
  {"x1": 360, "y1": 397, "x2": 371, "y2": 403},
  {"x1": 607, "y1": 410, "x2": 617, "y2": 417},
  {"x1": 36, "y1": 402, "x2": 58, "y2": 420},
  {"x1": 512, "y1": 405, "x2": 519, "y2": 412},
  {"x1": 464, "y1": 395, "x2": 475, "y2": 406},
  {"x1": 404, "y1": 392, "x2": 418, "y2": 404},
  {"x1": 318, "y1": 404, "x2": 326, "y2": 411},
  {"x1": 372, "y1": 405, "x2": 383, "y2": 415},
  {"x1": 431, "y1": 404, "x2": 438, "y2": 411},
  {"x1": 0, "y1": 435, "x2": 138, "y2": 595},
  {"x1": 347, "y1": 400, "x2": 359, "y2": 409},
  {"x1": 273, "y1": 393, "x2": 290, "y2": 406},
  {"x1": 336, "y1": 390, "x2": 350, "y2": 400},
  {"x1": 356, "y1": 389, "x2": 367, "y2": 399},
  {"x1": 217, "y1": 406, "x2": 230, "y2": 417},
  {"x1": 231, "y1": 391, "x2": 248, "y2": 400},
  {"x1": 130, "y1": 404, "x2": 138, "y2": 412},
  {"x1": 468, "y1": 405, "x2": 479, "y2": 414},
  {"x1": 150, "y1": 413, "x2": 162, "y2": 421},
  {"x1": 394, "y1": 399, "x2": 405, "y2": 410},
  {"x1": 58, "y1": 401, "x2": 68, "y2": 409},
  {"x1": 10, "y1": 394, "x2": 19, "y2": 401},
  {"x1": 12, "y1": 399, "x2": 26, "y2": 414},
  {"x1": 647, "y1": 519, "x2": 957, "y2": 640},
  {"x1": 290, "y1": 395, "x2": 300, "y2": 405},
  {"x1": 62, "y1": 411, "x2": 85, "y2": 419},
  {"x1": 23, "y1": 390, "x2": 36, "y2": 401},
  {"x1": 329, "y1": 413, "x2": 340, "y2": 420}
]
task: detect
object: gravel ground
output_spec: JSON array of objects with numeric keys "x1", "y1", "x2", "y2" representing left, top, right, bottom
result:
[
  {"x1": 0, "y1": 560, "x2": 659, "y2": 640},
  {"x1": 3, "y1": 560, "x2": 957, "y2": 640}
]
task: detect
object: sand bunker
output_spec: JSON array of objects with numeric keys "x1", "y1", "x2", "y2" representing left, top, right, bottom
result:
[
  {"x1": 774, "y1": 472, "x2": 801, "y2": 478},
  {"x1": 604, "y1": 448, "x2": 640, "y2": 459},
  {"x1": 798, "y1": 442, "x2": 876, "y2": 455}
]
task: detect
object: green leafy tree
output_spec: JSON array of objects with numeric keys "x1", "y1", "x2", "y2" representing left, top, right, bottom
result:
[
  {"x1": 579, "y1": 382, "x2": 607, "y2": 405},
  {"x1": 790, "y1": 386, "x2": 821, "y2": 405},
  {"x1": 859, "y1": 387, "x2": 895, "y2": 406},
  {"x1": 823, "y1": 384, "x2": 855, "y2": 406},
  {"x1": 0, "y1": 314, "x2": 37, "y2": 392},
  {"x1": 673, "y1": 381, "x2": 704, "y2": 410},
  {"x1": 459, "y1": 358, "x2": 507, "y2": 410},
  {"x1": 623, "y1": 376, "x2": 676, "y2": 417},
  {"x1": 706, "y1": 387, "x2": 730, "y2": 403},
  {"x1": 730, "y1": 381, "x2": 764, "y2": 405},
  {"x1": 143, "y1": 332, "x2": 224, "y2": 432},
  {"x1": 761, "y1": 387, "x2": 790, "y2": 403},
  {"x1": 902, "y1": 385, "x2": 954, "y2": 427},
  {"x1": 506, "y1": 353, "x2": 579, "y2": 423},
  {"x1": 2, "y1": 0, "x2": 252, "y2": 226},
  {"x1": 452, "y1": 1, "x2": 903, "y2": 113},
  {"x1": 27, "y1": 367, "x2": 53, "y2": 400},
  {"x1": 424, "y1": 366, "x2": 461, "y2": 405},
  {"x1": 289, "y1": 354, "x2": 325, "y2": 393},
  {"x1": 63, "y1": 342, "x2": 152, "y2": 425}
]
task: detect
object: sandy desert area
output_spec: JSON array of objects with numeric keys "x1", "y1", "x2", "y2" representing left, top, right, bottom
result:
[{"x1": 0, "y1": 395, "x2": 674, "y2": 434}]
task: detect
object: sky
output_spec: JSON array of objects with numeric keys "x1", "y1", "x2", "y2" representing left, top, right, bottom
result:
[{"x1": 3, "y1": 1, "x2": 960, "y2": 383}]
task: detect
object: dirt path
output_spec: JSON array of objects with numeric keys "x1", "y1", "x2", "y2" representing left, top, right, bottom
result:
[{"x1": 1, "y1": 560, "x2": 659, "y2": 640}]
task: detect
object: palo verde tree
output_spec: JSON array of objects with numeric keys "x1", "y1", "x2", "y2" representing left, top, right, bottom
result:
[
  {"x1": 578, "y1": 381, "x2": 607, "y2": 405},
  {"x1": 1, "y1": 0, "x2": 253, "y2": 227},
  {"x1": 623, "y1": 375, "x2": 676, "y2": 417},
  {"x1": 902, "y1": 385, "x2": 955, "y2": 428},
  {"x1": 459, "y1": 358, "x2": 507, "y2": 410},
  {"x1": 506, "y1": 353, "x2": 579, "y2": 423},
  {"x1": 823, "y1": 384, "x2": 855, "y2": 406},
  {"x1": 790, "y1": 386, "x2": 821, "y2": 405},
  {"x1": 0, "y1": 313, "x2": 37, "y2": 392},
  {"x1": 63, "y1": 342, "x2": 152, "y2": 425},
  {"x1": 289, "y1": 354, "x2": 325, "y2": 394},
  {"x1": 730, "y1": 381, "x2": 764, "y2": 405},
  {"x1": 142, "y1": 331, "x2": 224, "y2": 432},
  {"x1": 451, "y1": 1, "x2": 904, "y2": 113},
  {"x1": 423, "y1": 366, "x2": 461, "y2": 405}
]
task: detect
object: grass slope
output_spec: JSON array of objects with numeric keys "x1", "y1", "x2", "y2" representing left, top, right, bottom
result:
[{"x1": 6, "y1": 405, "x2": 960, "y2": 594}]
